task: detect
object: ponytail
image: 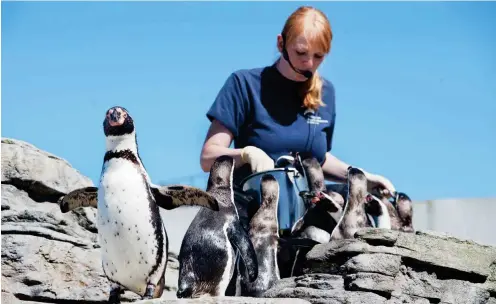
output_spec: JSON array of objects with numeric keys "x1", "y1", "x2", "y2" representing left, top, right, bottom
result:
[{"x1": 301, "y1": 71, "x2": 325, "y2": 110}]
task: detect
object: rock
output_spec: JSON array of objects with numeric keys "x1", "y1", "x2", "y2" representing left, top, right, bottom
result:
[
  {"x1": 263, "y1": 274, "x2": 387, "y2": 304},
  {"x1": 1, "y1": 183, "x2": 97, "y2": 246},
  {"x1": 1, "y1": 138, "x2": 93, "y2": 202},
  {"x1": 341, "y1": 253, "x2": 401, "y2": 277},
  {"x1": 2, "y1": 137, "x2": 496, "y2": 304},
  {"x1": 264, "y1": 228, "x2": 496, "y2": 304},
  {"x1": 1, "y1": 292, "x2": 22, "y2": 304},
  {"x1": 136, "y1": 297, "x2": 310, "y2": 304}
]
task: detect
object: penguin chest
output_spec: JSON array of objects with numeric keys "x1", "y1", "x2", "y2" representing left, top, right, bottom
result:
[
  {"x1": 97, "y1": 159, "x2": 165, "y2": 293},
  {"x1": 217, "y1": 219, "x2": 236, "y2": 295}
]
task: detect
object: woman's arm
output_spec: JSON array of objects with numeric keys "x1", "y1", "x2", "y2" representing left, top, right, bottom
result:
[
  {"x1": 200, "y1": 120, "x2": 245, "y2": 172},
  {"x1": 322, "y1": 152, "x2": 396, "y2": 195},
  {"x1": 321, "y1": 152, "x2": 350, "y2": 183}
]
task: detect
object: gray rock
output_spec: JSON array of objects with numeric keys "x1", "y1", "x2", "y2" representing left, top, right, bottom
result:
[
  {"x1": 136, "y1": 297, "x2": 311, "y2": 304},
  {"x1": 1, "y1": 138, "x2": 93, "y2": 202},
  {"x1": 393, "y1": 267, "x2": 490, "y2": 304},
  {"x1": 358, "y1": 228, "x2": 496, "y2": 280},
  {"x1": 385, "y1": 294, "x2": 431, "y2": 304},
  {"x1": 1, "y1": 230, "x2": 179, "y2": 303},
  {"x1": 1, "y1": 292, "x2": 22, "y2": 304},
  {"x1": 288, "y1": 228, "x2": 496, "y2": 304},
  {"x1": 1, "y1": 184, "x2": 97, "y2": 243},
  {"x1": 341, "y1": 253, "x2": 401, "y2": 276},
  {"x1": 3, "y1": 137, "x2": 496, "y2": 304},
  {"x1": 263, "y1": 274, "x2": 387, "y2": 304},
  {"x1": 487, "y1": 298, "x2": 496, "y2": 304},
  {"x1": 307, "y1": 228, "x2": 496, "y2": 281}
]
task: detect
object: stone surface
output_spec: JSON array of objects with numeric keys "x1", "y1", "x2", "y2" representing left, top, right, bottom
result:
[
  {"x1": 1, "y1": 138, "x2": 93, "y2": 202},
  {"x1": 136, "y1": 297, "x2": 311, "y2": 304},
  {"x1": 264, "y1": 228, "x2": 496, "y2": 304},
  {"x1": 2, "y1": 137, "x2": 496, "y2": 304}
]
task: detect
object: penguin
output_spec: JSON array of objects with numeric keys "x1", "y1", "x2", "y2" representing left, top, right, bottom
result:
[
  {"x1": 291, "y1": 154, "x2": 343, "y2": 243},
  {"x1": 58, "y1": 106, "x2": 220, "y2": 303},
  {"x1": 330, "y1": 166, "x2": 371, "y2": 240},
  {"x1": 395, "y1": 192, "x2": 414, "y2": 232},
  {"x1": 176, "y1": 155, "x2": 258, "y2": 298},
  {"x1": 238, "y1": 173, "x2": 280, "y2": 297},
  {"x1": 363, "y1": 194, "x2": 392, "y2": 229},
  {"x1": 369, "y1": 187, "x2": 402, "y2": 230},
  {"x1": 278, "y1": 154, "x2": 343, "y2": 278}
]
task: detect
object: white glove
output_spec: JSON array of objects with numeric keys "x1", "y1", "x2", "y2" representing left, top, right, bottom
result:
[
  {"x1": 241, "y1": 146, "x2": 274, "y2": 173},
  {"x1": 364, "y1": 171, "x2": 396, "y2": 197}
]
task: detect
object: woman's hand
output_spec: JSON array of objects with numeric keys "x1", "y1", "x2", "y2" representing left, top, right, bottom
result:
[
  {"x1": 364, "y1": 172, "x2": 396, "y2": 197},
  {"x1": 241, "y1": 146, "x2": 274, "y2": 173}
]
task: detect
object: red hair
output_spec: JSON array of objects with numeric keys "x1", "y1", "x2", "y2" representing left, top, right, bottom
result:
[{"x1": 281, "y1": 6, "x2": 333, "y2": 110}]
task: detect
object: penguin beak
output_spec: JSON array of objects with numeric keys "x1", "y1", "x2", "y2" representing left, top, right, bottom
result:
[
  {"x1": 388, "y1": 191, "x2": 399, "y2": 204},
  {"x1": 110, "y1": 110, "x2": 120, "y2": 122},
  {"x1": 107, "y1": 108, "x2": 123, "y2": 126}
]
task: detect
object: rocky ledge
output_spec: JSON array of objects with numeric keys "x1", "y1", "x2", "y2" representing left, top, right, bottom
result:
[
  {"x1": 2, "y1": 137, "x2": 496, "y2": 304},
  {"x1": 264, "y1": 228, "x2": 496, "y2": 304}
]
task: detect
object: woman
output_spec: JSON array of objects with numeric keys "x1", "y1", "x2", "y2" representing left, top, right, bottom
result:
[{"x1": 200, "y1": 6, "x2": 395, "y2": 225}]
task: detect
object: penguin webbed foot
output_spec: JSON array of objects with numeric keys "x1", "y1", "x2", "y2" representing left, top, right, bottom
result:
[
  {"x1": 108, "y1": 285, "x2": 124, "y2": 304},
  {"x1": 143, "y1": 283, "x2": 156, "y2": 299},
  {"x1": 401, "y1": 226, "x2": 415, "y2": 233}
]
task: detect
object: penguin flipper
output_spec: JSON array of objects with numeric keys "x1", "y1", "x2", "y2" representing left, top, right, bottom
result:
[
  {"x1": 58, "y1": 187, "x2": 98, "y2": 213},
  {"x1": 150, "y1": 185, "x2": 219, "y2": 211},
  {"x1": 290, "y1": 216, "x2": 306, "y2": 235},
  {"x1": 227, "y1": 220, "x2": 258, "y2": 283}
]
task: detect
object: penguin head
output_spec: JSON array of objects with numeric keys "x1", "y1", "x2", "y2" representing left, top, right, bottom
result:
[
  {"x1": 396, "y1": 192, "x2": 412, "y2": 215},
  {"x1": 347, "y1": 166, "x2": 367, "y2": 196},
  {"x1": 364, "y1": 193, "x2": 384, "y2": 216},
  {"x1": 207, "y1": 155, "x2": 235, "y2": 191},
  {"x1": 313, "y1": 191, "x2": 341, "y2": 213},
  {"x1": 294, "y1": 152, "x2": 325, "y2": 192},
  {"x1": 396, "y1": 192, "x2": 411, "y2": 202},
  {"x1": 347, "y1": 166, "x2": 367, "y2": 184},
  {"x1": 103, "y1": 106, "x2": 135, "y2": 136}
]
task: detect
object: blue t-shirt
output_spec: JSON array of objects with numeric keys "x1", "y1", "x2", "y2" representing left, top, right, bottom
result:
[{"x1": 207, "y1": 63, "x2": 337, "y2": 184}]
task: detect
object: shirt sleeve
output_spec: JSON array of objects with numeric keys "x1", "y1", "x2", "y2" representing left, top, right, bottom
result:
[{"x1": 206, "y1": 72, "x2": 249, "y2": 138}]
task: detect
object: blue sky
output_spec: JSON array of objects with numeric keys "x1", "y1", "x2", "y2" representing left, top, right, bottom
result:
[{"x1": 2, "y1": 1, "x2": 495, "y2": 202}]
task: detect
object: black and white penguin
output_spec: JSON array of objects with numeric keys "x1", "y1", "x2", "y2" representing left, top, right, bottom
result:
[
  {"x1": 369, "y1": 187, "x2": 402, "y2": 230},
  {"x1": 395, "y1": 192, "x2": 414, "y2": 232},
  {"x1": 58, "y1": 106, "x2": 220, "y2": 303},
  {"x1": 291, "y1": 154, "x2": 343, "y2": 243},
  {"x1": 176, "y1": 155, "x2": 258, "y2": 298},
  {"x1": 238, "y1": 173, "x2": 280, "y2": 297},
  {"x1": 363, "y1": 193, "x2": 392, "y2": 230},
  {"x1": 279, "y1": 154, "x2": 343, "y2": 277},
  {"x1": 330, "y1": 167, "x2": 371, "y2": 240}
]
